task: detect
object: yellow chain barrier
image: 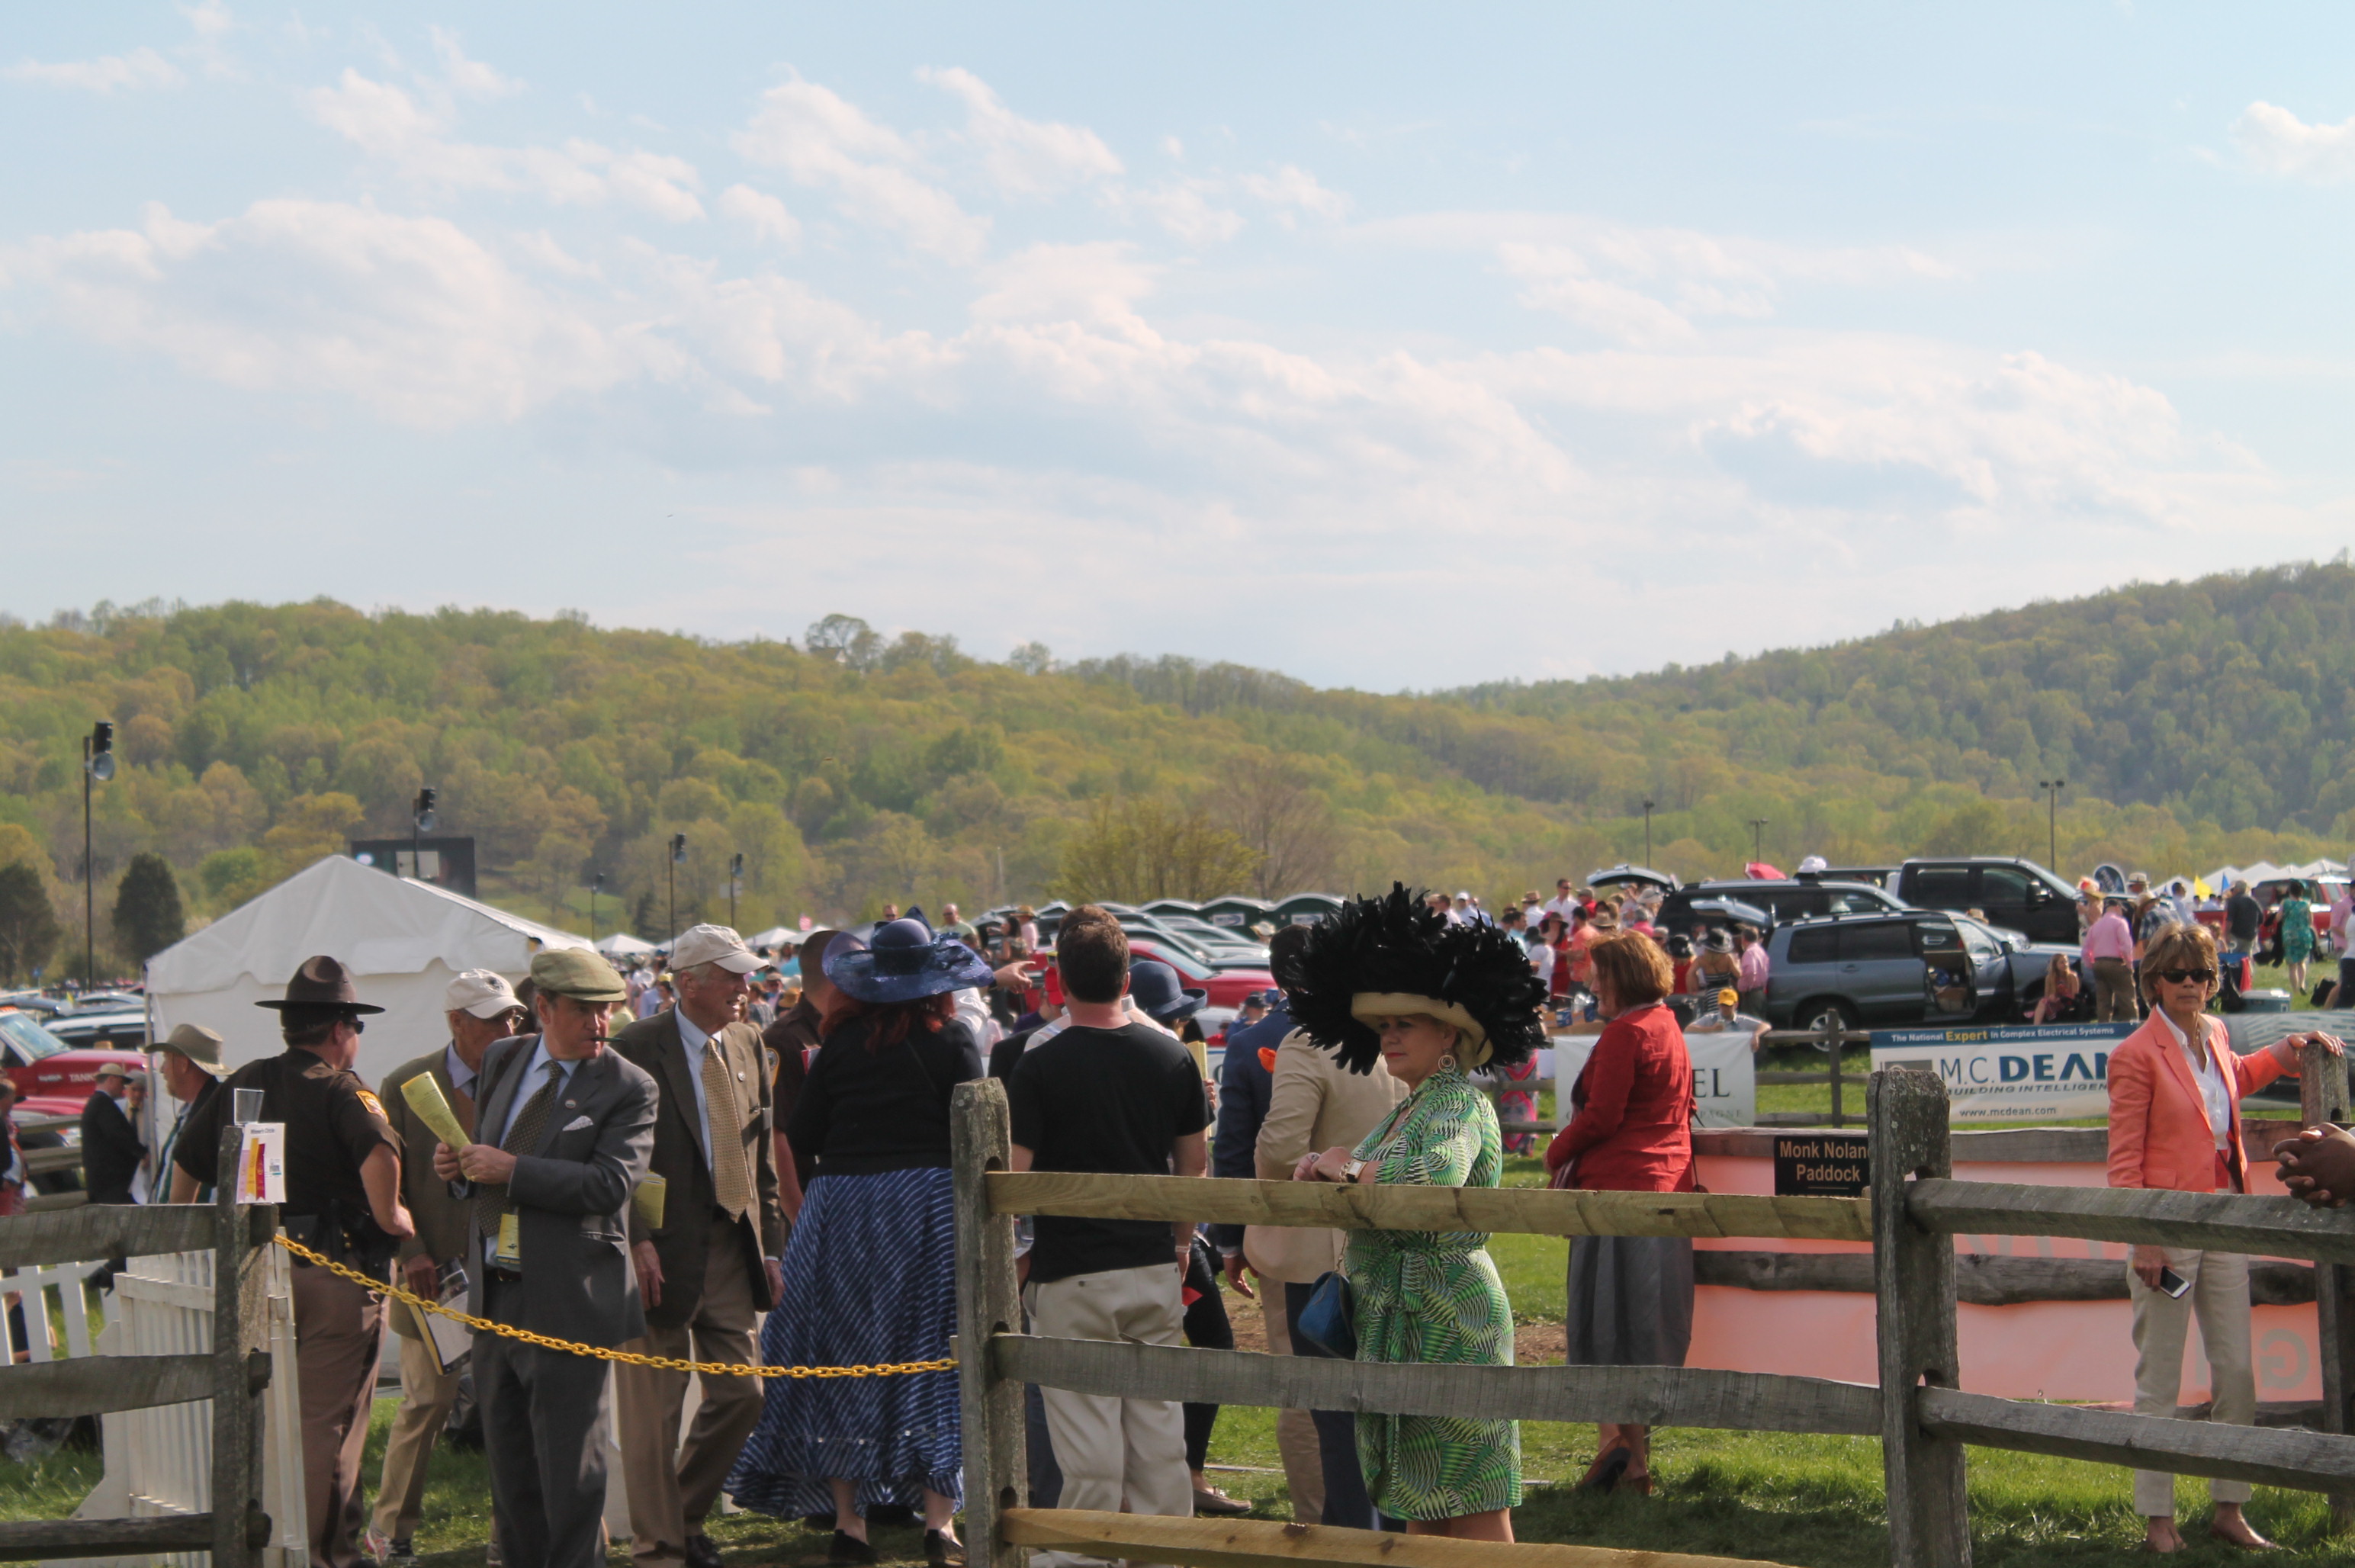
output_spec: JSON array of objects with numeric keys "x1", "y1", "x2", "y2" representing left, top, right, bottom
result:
[{"x1": 271, "y1": 1233, "x2": 957, "y2": 1379}]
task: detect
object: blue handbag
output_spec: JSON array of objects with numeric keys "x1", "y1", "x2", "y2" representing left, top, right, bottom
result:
[{"x1": 1296, "y1": 1269, "x2": 1356, "y2": 1358}]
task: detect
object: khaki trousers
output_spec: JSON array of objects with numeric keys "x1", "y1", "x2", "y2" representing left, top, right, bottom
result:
[
  {"x1": 1026, "y1": 1263, "x2": 1194, "y2": 1568},
  {"x1": 2093, "y1": 958, "x2": 2139, "y2": 1023},
  {"x1": 371, "y1": 1322, "x2": 464, "y2": 1542},
  {"x1": 1258, "y1": 1293, "x2": 1323, "y2": 1523},
  {"x1": 290, "y1": 1264, "x2": 386, "y2": 1568},
  {"x1": 614, "y1": 1216, "x2": 763, "y2": 1568},
  {"x1": 2128, "y1": 1248, "x2": 2254, "y2": 1517}
]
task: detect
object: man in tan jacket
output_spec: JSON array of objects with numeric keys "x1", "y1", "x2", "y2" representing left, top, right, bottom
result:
[
  {"x1": 1252, "y1": 1017, "x2": 1404, "y2": 1531},
  {"x1": 366, "y1": 969, "x2": 528, "y2": 1565}
]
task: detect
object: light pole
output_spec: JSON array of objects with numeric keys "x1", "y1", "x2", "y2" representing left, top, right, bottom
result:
[
  {"x1": 1642, "y1": 799, "x2": 1656, "y2": 867},
  {"x1": 668, "y1": 834, "x2": 687, "y2": 949},
  {"x1": 411, "y1": 786, "x2": 438, "y2": 881},
  {"x1": 2037, "y1": 779, "x2": 2066, "y2": 871},
  {"x1": 82, "y1": 721, "x2": 114, "y2": 987},
  {"x1": 728, "y1": 853, "x2": 744, "y2": 930},
  {"x1": 1748, "y1": 818, "x2": 1769, "y2": 865}
]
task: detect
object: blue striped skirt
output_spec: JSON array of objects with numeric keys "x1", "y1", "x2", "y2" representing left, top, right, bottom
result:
[{"x1": 725, "y1": 1165, "x2": 964, "y2": 1518}]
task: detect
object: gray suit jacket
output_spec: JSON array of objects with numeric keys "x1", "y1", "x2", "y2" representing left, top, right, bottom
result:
[{"x1": 455, "y1": 1034, "x2": 657, "y2": 1349}]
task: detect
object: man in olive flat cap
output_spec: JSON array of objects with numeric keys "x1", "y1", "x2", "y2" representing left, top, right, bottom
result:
[{"x1": 434, "y1": 946, "x2": 656, "y2": 1568}]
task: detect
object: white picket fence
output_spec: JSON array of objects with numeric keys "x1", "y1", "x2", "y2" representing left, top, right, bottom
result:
[{"x1": 10, "y1": 1246, "x2": 310, "y2": 1568}]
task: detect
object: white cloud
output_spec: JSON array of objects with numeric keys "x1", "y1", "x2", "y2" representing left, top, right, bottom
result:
[
  {"x1": 719, "y1": 185, "x2": 801, "y2": 248},
  {"x1": 970, "y1": 243, "x2": 1155, "y2": 326},
  {"x1": 429, "y1": 27, "x2": 522, "y2": 101},
  {"x1": 181, "y1": 2, "x2": 233, "y2": 38},
  {"x1": 304, "y1": 69, "x2": 704, "y2": 220},
  {"x1": 3, "y1": 47, "x2": 182, "y2": 92},
  {"x1": 1107, "y1": 179, "x2": 1244, "y2": 246},
  {"x1": 733, "y1": 73, "x2": 986, "y2": 262},
  {"x1": 2233, "y1": 100, "x2": 2355, "y2": 182},
  {"x1": 919, "y1": 66, "x2": 1122, "y2": 195},
  {"x1": 1239, "y1": 164, "x2": 1349, "y2": 223}
]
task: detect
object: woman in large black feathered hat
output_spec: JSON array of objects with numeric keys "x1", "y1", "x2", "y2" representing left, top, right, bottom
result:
[{"x1": 1274, "y1": 885, "x2": 1542, "y2": 1538}]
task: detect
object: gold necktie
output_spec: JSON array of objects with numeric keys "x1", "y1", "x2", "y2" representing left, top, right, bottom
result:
[{"x1": 701, "y1": 1036, "x2": 753, "y2": 1220}]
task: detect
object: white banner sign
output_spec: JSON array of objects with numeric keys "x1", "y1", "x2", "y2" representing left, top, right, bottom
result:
[
  {"x1": 1551, "y1": 1024, "x2": 1756, "y2": 1130},
  {"x1": 1868, "y1": 1022, "x2": 2135, "y2": 1122}
]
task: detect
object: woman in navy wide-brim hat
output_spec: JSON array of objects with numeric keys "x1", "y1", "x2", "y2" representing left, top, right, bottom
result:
[{"x1": 728, "y1": 920, "x2": 990, "y2": 1566}]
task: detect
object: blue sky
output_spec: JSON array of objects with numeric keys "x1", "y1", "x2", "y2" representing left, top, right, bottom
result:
[{"x1": 5, "y1": 3, "x2": 2353, "y2": 689}]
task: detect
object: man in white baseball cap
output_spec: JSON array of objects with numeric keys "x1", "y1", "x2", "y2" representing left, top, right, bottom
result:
[
  {"x1": 611, "y1": 927, "x2": 782, "y2": 1568},
  {"x1": 365, "y1": 969, "x2": 529, "y2": 1564}
]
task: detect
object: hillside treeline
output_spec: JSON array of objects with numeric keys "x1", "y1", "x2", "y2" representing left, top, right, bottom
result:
[{"x1": 0, "y1": 564, "x2": 2344, "y2": 973}]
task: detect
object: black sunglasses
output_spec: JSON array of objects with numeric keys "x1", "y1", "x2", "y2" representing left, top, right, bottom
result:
[{"x1": 2156, "y1": 968, "x2": 2216, "y2": 985}]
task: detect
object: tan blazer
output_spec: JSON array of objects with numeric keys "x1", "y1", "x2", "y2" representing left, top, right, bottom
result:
[
  {"x1": 379, "y1": 1045, "x2": 481, "y2": 1339},
  {"x1": 1247, "y1": 1030, "x2": 1407, "y2": 1284}
]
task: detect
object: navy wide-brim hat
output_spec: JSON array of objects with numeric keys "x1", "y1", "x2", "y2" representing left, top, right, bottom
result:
[
  {"x1": 1129, "y1": 959, "x2": 1207, "y2": 1023},
  {"x1": 827, "y1": 918, "x2": 994, "y2": 1003}
]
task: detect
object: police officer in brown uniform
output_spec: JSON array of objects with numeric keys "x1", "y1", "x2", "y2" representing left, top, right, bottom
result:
[{"x1": 174, "y1": 956, "x2": 415, "y2": 1568}]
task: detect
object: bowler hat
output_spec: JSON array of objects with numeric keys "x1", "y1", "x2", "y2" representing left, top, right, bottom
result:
[
  {"x1": 255, "y1": 955, "x2": 383, "y2": 1014},
  {"x1": 1128, "y1": 959, "x2": 1206, "y2": 1024},
  {"x1": 827, "y1": 919, "x2": 991, "y2": 1003}
]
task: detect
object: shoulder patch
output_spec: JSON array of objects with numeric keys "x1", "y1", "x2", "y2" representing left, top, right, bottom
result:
[{"x1": 355, "y1": 1089, "x2": 387, "y2": 1120}]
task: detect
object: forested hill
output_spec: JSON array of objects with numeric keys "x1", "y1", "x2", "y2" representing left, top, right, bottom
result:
[{"x1": 0, "y1": 561, "x2": 2345, "y2": 972}]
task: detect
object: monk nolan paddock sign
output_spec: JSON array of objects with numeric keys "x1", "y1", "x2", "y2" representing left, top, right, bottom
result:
[
  {"x1": 1869, "y1": 1021, "x2": 2135, "y2": 1121},
  {"x1": 1773, "y1": 1133, "x2": 1870, "y2": 1197}
]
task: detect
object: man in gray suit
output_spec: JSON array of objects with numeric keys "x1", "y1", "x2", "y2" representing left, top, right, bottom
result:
[{"x1": 434, "y1": 948, "x2": 656, "y2": 1568}]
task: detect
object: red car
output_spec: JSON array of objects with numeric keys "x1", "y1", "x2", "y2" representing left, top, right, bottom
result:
[
  {"x1": 1124, "y1": 940, "x2": 1274, "y2": 1012},
  {"x1": 2, "y1": 1009, "x2": 149, "y2": 1118}
]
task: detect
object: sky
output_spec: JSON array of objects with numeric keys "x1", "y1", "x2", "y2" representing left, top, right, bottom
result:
[{"x1": 5, "y1": 4, "x2": 2355, "y2": 692}]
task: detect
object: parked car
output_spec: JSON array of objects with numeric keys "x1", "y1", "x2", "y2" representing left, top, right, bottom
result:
[
  {"x1": 1889, "y1": 856, "x2": 2084, "y2": 945},
  {"x1": 45, "y1": 1010, "x2": 150, "y2": 1049},
  {"x1": 1122, "y1": 939, "x2": 1277, "y2": 1012},
  {"x1": 1659, "y1": 879, "x2": 1906, "y2": 933},
  {"x1": 1647, "y1": 894, "x2": 1773, "y2": 942},
  {"x1": 0, "y1": 1007, "x2": 150, "y2": 1118},
  {"x1": 1762, "y1": 911, "x2": 2025, "y2": 1036}
]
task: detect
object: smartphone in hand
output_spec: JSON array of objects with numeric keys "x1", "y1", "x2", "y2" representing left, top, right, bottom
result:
[{"x1": 2157, "y1": 1265, "x2": 2193, "y2": 1300}]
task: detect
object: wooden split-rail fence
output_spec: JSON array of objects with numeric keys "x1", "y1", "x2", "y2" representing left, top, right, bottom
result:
[
  {"x1": 0, "y1": 1126, "x2": 275, "y2": 1566},
  {"x1": 951, "y1": 1046, "x2": 2355, "y2": 1568}
]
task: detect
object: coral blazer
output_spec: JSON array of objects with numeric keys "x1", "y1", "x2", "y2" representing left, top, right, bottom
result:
[
  {"x1": 2106, "y1": 1011, "x2": 2288, "y2": 1195},
  {"x1": 1545, "y1": 1002, "x2": 1696, "y2": 1194}
]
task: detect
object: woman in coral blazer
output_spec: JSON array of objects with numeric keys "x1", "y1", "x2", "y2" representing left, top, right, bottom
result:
[{"x1": 2107, "y1": 921, "x2": 2338, "y2": 1554}]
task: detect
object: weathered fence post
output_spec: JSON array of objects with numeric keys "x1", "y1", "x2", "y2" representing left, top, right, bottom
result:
[
  {"x1": 2301, "y1": 1039, "x2": 2355, "y2": 1532},
  {"x1": 1824, "y1": 1013, "x2": 1846, "y2": 1128},
  {"x1": 1871, "y1": 1067, "x2": 1971, "y2": 1567},
  {"x1": 211, "y1": 1122, "x2": 274, "y2": 1567},
  {"x1": 953, "y1": 1079, "x2": 1028, "y2": 1568}
]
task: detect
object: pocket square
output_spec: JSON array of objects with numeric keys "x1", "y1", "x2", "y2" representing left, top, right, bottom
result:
[{"x1": 561, "y1": 1114, "x2": 594, "y2": 1132}]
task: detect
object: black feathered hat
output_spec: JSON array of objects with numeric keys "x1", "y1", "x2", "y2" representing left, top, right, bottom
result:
[{"x1": 1274, "y1": 883, "x2": 1547, "y2": 1075}]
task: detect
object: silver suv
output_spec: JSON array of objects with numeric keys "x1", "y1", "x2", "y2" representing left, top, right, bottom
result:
[{"x1": 1762, "y1": 911, "x2": 2017, "y2": 1036}]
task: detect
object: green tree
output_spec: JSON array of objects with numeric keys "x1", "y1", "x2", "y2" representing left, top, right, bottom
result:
[
  {"x1": 1055, "y1": 798, "x2": 1262, "y2": 904},
  {"x1": 111, "y1": 851, "x2": 185, "y2": 962},
  {"x1": 0, "y1": 863, "x2": 61, "y2": 984},
  {"x1": 199, "y1": 847, "x2": 268, "y2": 911}
]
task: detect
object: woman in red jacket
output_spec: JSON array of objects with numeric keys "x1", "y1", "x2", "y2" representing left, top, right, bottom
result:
[
  {"x1": 2108, "y1": 922, "x2": 2340, "y2": 1553},
  {"x1": 1543, "y1": 930, "x2": 1695, "y2": 1496}
]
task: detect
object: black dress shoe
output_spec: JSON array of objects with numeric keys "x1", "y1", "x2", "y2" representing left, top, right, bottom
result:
[
  {"x1": 683, "y1": 1532, "x2": 722, "y2": 1568},
  {"x1": 924, "y1": 1531, "x2": 965, "y2": 1567},
  {"x1": 828, "y1": 1531, "x2": 877, "y2": 1566}
]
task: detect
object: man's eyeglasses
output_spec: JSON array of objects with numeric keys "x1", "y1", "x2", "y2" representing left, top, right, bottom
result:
[{"x1": 2156, "y1": 968, "x2": 2217, "y2": 985}]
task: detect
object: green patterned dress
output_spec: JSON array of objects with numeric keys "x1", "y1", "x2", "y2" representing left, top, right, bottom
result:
[{"x1": 1343, "y1": 1059, "x2": 1521, "y2": 1520}]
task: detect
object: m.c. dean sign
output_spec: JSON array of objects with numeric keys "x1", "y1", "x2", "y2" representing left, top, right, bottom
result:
[{"x1": 1868, "y1": 1022, "x2": 2135, "y2": 1121}]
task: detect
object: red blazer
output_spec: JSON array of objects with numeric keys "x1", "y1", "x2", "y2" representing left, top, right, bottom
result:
[
  {"x1": 1545, "y1": 1002, "x2": 1696, "y2": 1193},
  {"x1": 2106, "y1": 1011, "x2": 2288, "y2": 1194}
]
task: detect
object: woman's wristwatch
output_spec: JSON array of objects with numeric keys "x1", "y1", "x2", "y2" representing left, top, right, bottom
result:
[{"x1": 1339, "y1": 1157, "x2": 1368, "y2": 1184}]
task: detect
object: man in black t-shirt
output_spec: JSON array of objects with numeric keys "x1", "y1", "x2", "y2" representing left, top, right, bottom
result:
[{"x1": 1007, "y1": 907, "x2": 1209, "y2": 1551}]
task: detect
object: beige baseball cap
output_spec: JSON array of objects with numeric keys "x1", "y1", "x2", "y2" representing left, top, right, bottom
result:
[
  {"x1": 445, "y1": 969, "x2": 523, "y2": 1019},
  {"x1": 671, "y1": 924, "x2": 762, "y2": 975}
]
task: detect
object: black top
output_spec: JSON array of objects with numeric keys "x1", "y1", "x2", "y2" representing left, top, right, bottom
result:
[
  {"x1": 2227, "y1": 890, "x2": 2263, "y2": 943},
  {"x1": 1007, "y1": 1021, "x2": 1212, "y2": 1284},
  {"x1": 175, "y1": 1047, "x2": 400, "y2": 1216},
  {"x1": 988, "y1": 1028, "x2": 1039, "y2": 1081},
  {"x1": 79, "y1": 1090, "x2": 144, "y2": 1204},
  {"x1": 788, "y1": 1015, "x2": 983, "y2": 1184}
]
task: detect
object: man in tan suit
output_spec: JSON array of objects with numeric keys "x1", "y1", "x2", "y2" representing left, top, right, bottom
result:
[
  {"x1": 1253, "y1": 1020, "x2": 1404, "y2": 1531},
  {"x1": 612, "y1": 924, "x2": 785, "y2": 1568},
  {"x1": 366, "y1": 970, "x2": 528, "y2": 1565}
]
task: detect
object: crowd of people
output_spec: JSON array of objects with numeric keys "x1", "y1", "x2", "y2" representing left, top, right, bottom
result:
[{"x1": 47, "y1": 859, "x2": 2355, "y2": 1567}]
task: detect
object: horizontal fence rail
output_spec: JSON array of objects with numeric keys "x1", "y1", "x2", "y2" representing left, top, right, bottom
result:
[
  {"x1": 986, "y1": 1171, "x2": 1872, "y2": 1241},
  {"x1": 1695, "y1": 1249, "x2": 2322, "y2": 1307},
  {"x1": 0, "y1": 1203, "x2": 236, "y2": 1271},
  {"x1": 994, "y1": 1336, "x2": 1882, "y2": 1436},
  {"x1": 1908, "y1": 1179, "x2": 2355, "y2": 1265},
  {"x1": 1920, "y1": 1387, "x2": 2355, "y2": 1495},
  {"x1": 999, "y1": 1510, "x2": 1801, "y2": 1568}
]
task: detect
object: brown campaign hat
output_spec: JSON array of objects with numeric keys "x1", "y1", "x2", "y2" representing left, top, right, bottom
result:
[
  {"x1": 254, "y1": 954, "x2": 384, "y2": 1014},
  {"x1": 530, "y1": 946, "x2": 628, "y2": 1003}
]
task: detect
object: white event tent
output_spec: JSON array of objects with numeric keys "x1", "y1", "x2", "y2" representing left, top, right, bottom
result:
[
  {"x1": 146, "y1": 853, "x2": 591, "y2": 1088},
  {"x1": 594, "y1": 932, "x2": 660, "y2": 959}
]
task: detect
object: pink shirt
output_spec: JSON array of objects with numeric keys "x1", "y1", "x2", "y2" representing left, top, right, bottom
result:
[
  {"x1": 2082, "y1": 910, "x2": 2134, "y2": 962},
  {"x1": 1737, "y1": 945, "x2": 1769, "y2": 989}
]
